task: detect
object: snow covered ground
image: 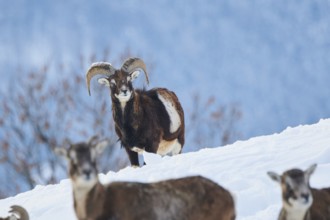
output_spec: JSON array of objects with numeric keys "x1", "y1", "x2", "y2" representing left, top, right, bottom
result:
[{"x1": 1, "y1": 119, "x2": 329, "y2": 219}]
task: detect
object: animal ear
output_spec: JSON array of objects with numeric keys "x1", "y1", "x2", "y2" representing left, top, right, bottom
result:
[
  {"x1": 305, "y1": 164, "x2": 317, "y2": 179},
  {"x1": 88, "y1": 135, "x2": 99, "y2": 145},
  {"x1": 267, "y1": 171, "x2": 281, "y2": 183},
  {"x1": 93, "y1": 140, "x2": 109, "y2": 156},
  {"x1": 129, "y1": 70, "x2": 140, "y2": 81},
  {"x1": 97, "y1": 78, "x2": 111, "y2": 87},
  {"x1": 54, "y1": 147, "x2": 68, "y2": 159}
]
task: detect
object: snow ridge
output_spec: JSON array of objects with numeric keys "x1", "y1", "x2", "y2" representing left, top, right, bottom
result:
[{"x1": 1, "y1": 119, "x2": 330, "y2": 219}]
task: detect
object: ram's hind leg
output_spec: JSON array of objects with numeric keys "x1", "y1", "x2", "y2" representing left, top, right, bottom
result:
[
  {"x1": 177, "y1": 129, "x2": 184, "y2": 154},
  {"x1": 157, "y1": 139, "x2": 182, "y2": 156},
  {"x1": 170, "y1": 139, "x2": 182, "y2": 156}
]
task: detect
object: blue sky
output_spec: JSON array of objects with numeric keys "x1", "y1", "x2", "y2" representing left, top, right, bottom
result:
[{"x1": 1, "y1": 0, "x2": 330, "y2": 140}]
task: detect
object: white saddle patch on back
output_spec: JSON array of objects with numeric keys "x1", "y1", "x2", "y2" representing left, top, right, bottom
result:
[
  {"x1": 157, "y1": 92, "x2": 181, "y2": 133},
  {"x1": 157, "y1": 138, "x2": 181, "y2": 156}
]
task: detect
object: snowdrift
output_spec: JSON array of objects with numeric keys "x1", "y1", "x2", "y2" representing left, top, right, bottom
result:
[{"x1": 1, "y1": 119, "x2": 330, "y2": 219}]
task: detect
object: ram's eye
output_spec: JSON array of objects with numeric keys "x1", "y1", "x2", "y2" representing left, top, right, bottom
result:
[
  {"x1": 287, "y1": 189, "x2": 294, "y2": 197},
  {"x1": 285, "y1": 184, "x2": 295, "y2": 198}
]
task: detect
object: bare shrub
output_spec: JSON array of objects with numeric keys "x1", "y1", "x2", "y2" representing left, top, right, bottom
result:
[
  {"x1": 186, "y1": 93, "x2": 242, "y2": 151},
  {"x1": 0, "y1": 52, "x2": 242, "y2": 198},
  {"x1": 0, "y1": 53, "x2": 129, "y2": 198}
]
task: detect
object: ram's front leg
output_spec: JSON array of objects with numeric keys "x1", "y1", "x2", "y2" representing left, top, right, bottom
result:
[{"x1": 125, "y1": 147, "x2": 140, "y2": 167}]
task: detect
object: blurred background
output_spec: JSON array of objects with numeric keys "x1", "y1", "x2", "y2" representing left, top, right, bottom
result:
[{"x1": 0, "y1": 0, "x2": 330, "y2": 198}]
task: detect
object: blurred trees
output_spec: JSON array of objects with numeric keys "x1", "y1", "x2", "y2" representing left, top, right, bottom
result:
[
  {"x1": 186, "y1": 94, "x2": 241, "y2": 151},
  {"x1": 0, "y1": 52, "x2": 241, "y2": 198},
  {"x1": 0, "y1": 53, "x2": 128, "y2": 198}
]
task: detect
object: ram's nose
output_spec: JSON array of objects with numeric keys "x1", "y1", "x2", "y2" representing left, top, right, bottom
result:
[
  {"x1": 301, "y1": 193, "x2": 310, "y2": 203},
  {"x1": 82, "y1": 169, "x2": 92, "y2": 180}
]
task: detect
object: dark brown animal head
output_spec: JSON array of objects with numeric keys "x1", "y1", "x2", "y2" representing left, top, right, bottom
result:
[
  {"x1": 86, "y1": 57, "x2": 149, "y2": 102},
  {"x1": 55, "y1": 136, "x2": 108, "y2": 188},
  {"x1": 267, "y1": 164, "x2": 317, "y2": 211}
]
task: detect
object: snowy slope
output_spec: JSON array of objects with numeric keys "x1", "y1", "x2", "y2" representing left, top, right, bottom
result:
[{"x1": 1, "y1": 119, "x2": 330, "y2": 219}]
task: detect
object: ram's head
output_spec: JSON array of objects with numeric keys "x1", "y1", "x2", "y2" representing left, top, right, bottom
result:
[{"x1": 86, "y1": 57, "x2": 149, "y2": 102}]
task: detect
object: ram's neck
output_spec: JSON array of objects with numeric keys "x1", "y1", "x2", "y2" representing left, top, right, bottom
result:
[
  {"x1": 280, "y1": 207, "x2": 310, "y2": 220},
  {"x1": 73, "y1": 182, "x2": 105, "y2": 220},
  {"x1": 119, "y1": 100, "x2": 127, "y2": 112},
  {"x1": 112, "y1": 93, "x2": 138, "y2": 119}
]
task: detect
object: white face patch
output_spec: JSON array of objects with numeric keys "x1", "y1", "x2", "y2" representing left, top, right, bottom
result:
[
  {"x1": 73, "y1": 160, "x2": 97, "y2": 185},
  {"x1": 115, "y1": 92, "x2": 131, "y2": 102},
  {"x1": 115, "y1": 85, "x2": 132, "y2": 100},
  {"x1": 115, "y1": 85, "x2": 132, "y2": 111},
  {"x1": 157, "y1": 92, "x2": 181, "y2": 133},
  {"x1": 68, "y1": 148, "x2": 98, "y2": 188},
  {"x1": 288, "y1": 196, "x2": 312, "y2": 210},
  {"x1": 115, "y1": 93, "x2": 131, "y2": 111},
  {"x1": 283, "y1": 176, "x2": 313, "y2": 213}
]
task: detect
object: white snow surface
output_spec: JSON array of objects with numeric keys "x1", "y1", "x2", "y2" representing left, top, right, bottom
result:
[{"x1": 1, "y1": 119, "x2": 330, "y2": 219}]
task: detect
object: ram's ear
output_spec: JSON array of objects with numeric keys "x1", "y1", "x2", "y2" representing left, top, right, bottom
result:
[
  {"x1": 129, "y1": 71, "x2": 140, "y2": 81},
  {"x1": 54, "y1": 147, "x2": 69, "y2": 159},
  {"x1": 93, "y1": 140, "x2": 109, "y2": 155},
  {"x1": 98, "y1": 78, "x2": 111, "y2": 87},
  {"x1": 88, "y1": 135, "x2": 99, "y2": 145},
  {"x1": 305, "y1": 164, "x2": 317, "y2": 180},
  {"x1": 267, "y1": 171, "x2": 282, "y2": 183}
]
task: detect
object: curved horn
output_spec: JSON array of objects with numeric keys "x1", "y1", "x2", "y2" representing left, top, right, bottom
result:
[
  {"x1": 85, "y1": 62, "x2": 116, "y2": 96},
  {"x1": 121, "y1": 58, "x2": 149, "y2": 85},
  {"x1": 9, "y1": 205, "x2": 29, "y2": 220}
]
